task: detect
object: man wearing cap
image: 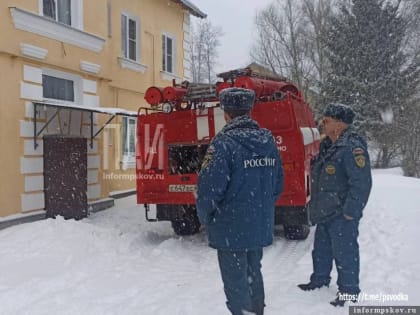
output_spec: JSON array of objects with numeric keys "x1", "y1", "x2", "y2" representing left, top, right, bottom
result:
[
  {"x1": 298, "y1": 103, "x2": 372, "y2": 307},
  {"x1": 197, "y1": 88, "x2": 283, "y2": 315}
]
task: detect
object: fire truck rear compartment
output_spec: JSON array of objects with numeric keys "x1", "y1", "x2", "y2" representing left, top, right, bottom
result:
[
  {"x1": 149, "y1": 144, "x2": 208, "y2": 235},
  {"x1": 168, "y1": 144, "x2": 209, "y2": 175}
]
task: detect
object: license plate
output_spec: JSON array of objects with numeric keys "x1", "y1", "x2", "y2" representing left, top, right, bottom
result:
[{"x1": 168, "y1": 184, "x2": 197, "y2": 192}]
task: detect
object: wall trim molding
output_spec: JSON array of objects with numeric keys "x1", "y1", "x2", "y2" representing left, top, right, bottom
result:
[
  {"x1": 80, "y1": 61, "x2": 101, "y2": 74},
  {"x1": 118, "y1": 57, "x2": 147, "y2": 73},
  {"x1": 10, "y1": 7, "x2": 106, "y2": 53},
  {"x1": 160, "y1": 70, "x2": 182, "y2": 82},
  {"x1": 20, "y1": 43, "x2": 48, "y2": 60}
]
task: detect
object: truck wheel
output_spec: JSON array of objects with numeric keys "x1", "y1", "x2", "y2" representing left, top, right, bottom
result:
[
  {"x1": 283, "y1": 224, "x2": 310, "y2": 240},
  {"x1": 171, "y1": 213, "x2": 201, "y2": 236}
]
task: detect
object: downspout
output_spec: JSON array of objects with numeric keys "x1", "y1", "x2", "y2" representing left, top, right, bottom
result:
[{"x1": 145, "y1": 30, "x2": 155, "y2": 86}]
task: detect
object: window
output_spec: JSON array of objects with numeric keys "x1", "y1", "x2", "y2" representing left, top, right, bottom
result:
[
  {"x1": 42, "y1": 69, "x2": 82, "y2": 103},
  {"x1": 39, "y1": 0, "x2": 84, "y2": 30},
  {"x1": 42, "y1": 75, "x2": 74, "y2": 102},
  {"x1": 121, "y1": 13, "x2": 138, "y2": 61},
  {"x1": 122, "y1": 117, "x2": 136, "y2": 161},
  {"x1": 43, "y1": 0, "x2": 71, "y2": 25},
  {"x1": 162, "y1": 34, "x2": 175, "y2": 73}
]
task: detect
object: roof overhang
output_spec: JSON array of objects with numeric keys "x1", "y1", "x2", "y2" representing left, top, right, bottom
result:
[
  {"x1": 171, "y1": 0, "x2": 207, "y2": 18},
  {"x1": 33, "y1": 100, "x2": 138, "y2": 117},
  {"x1": 31, "y1": 100, "x2": 138, "y2": 150}
]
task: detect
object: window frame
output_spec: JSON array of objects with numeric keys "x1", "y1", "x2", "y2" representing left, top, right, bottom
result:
[
  {"x1": 122, "y1": 117, "x2": 137, "y2": 164},
  {"x1": 43, "y1": 0, "x2": 71, "y2": 25},
  {"x1": 121, "y1": 12, "x2": 140, "y2": 62},
  {"x1": 39, "y1": 0, "x2": 83, "y2": 29},
  {"x1": 162, "y1": 32, "x2": 176, "y2": 74}
]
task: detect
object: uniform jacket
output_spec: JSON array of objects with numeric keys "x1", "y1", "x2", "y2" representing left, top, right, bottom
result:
[
  {"x1": 309, "y1": 127, "x2": 372, "y2": 224},
  {"x1": 197, "y1": 115, "x2": 283, "y2": 250}
]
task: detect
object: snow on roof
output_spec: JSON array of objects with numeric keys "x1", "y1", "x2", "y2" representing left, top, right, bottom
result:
[
  {"x1": 33, "y1": 100, "x2": 138, "y2": 117},
  {"x1": 171, "y1": 0, "x2": 207, "y2": 18}
]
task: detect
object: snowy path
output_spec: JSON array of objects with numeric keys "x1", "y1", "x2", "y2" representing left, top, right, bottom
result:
[{"x1": 0, "y1": 169, "x2": 419, "y2": 315}]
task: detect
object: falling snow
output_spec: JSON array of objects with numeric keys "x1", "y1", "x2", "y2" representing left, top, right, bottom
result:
[{"x1": 0, "y1": 168, "x2": 419, "y2": 314}]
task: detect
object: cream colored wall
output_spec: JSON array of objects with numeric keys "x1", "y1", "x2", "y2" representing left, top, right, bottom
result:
[
  {"x1": 98, "y1": 0, "x2": 188, "y2": 195},
  {"x1": 106, "y1": 0, "x2": 186, "y2": 106},
  {"x1": 1, "y1": 1, "x2": 109, "y2": 78},
  {"x1": 0, "y1": 0, "x2": 192, "y2": 217},
  {"x1": 0, "y1": 57, "x2": 26, "y2": 217}
]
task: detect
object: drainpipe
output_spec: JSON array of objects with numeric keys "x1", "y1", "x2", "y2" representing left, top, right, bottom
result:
[{"x1": 145, "y1": 30, "x2": 155, "y2": 85}]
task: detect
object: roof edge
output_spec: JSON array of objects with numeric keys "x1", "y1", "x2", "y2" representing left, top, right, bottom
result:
[{"x1": 171, "y1": 0, "x2": 207, "y2": 18}]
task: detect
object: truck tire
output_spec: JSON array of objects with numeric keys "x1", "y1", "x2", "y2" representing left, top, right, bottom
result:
[
  {"x1": 283, "y1": 224, "x2": 310, "y2": 240},
  {"x1": 171, "y1": 213, "x2": 201, "y2": 236}
]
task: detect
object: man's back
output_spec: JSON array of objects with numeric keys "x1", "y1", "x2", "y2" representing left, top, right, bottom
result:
[
  {"x1": 196, "y1": 87, "x2": 284, "y2": 315},
  {"x1": 197, "y1": 115, "x2": 283, "y2": 250}
]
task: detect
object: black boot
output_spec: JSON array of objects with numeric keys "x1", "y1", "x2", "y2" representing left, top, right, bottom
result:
[
  {"x1": 297, "y1": 282, "x2": 329, "y2": 291},
  {"x1": 330, "y1": 291, "x2": 358, "y2": 307}
]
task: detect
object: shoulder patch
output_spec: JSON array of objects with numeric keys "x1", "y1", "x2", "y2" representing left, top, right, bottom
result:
[
  {"x1": 353, "y1": 147, "x2": 365, "y2": 155},
  {"x1": 201, "y1": 146, "x2": 215, "y2": 170},
  {"x1": 355, "y1": 155, "x2": 366, "y2": 168}
]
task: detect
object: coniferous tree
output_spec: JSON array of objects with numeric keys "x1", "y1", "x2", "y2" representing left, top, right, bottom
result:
[{"x1": 322, "y1": 0, "x2": 420, "y2": 167}]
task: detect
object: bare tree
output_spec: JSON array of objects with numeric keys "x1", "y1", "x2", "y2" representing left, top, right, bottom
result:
[
  {"x1": 301, "y1": 0, "x2": 335, "y2": 86},
  {"x1": 190, "y1": 23, "x2": 204, "y2": 83},
  {"x1": 252, "y1": 0, "x2": 307, "y2": 90},
  {"x1": 251, "y1": 0, "x2": 335, "y2": 101},
  {"x1": 190, "y1": 20, "x2": 223, "y2": 83}
]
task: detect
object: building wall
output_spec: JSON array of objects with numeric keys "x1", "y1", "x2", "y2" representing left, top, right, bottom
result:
[
  {"x1": 0, "y1": 57, "x2": 25, "y2": 217},
  {"x1": 0, "y1": 0, "x2": 195, "y2": 217}
]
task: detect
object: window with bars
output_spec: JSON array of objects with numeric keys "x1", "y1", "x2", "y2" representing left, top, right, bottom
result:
[
  {"x1": 162, "y1": 34, "x2": 175, "y2": 73},
  {"x1": 121, "y1": 13, "x2": 138, "y2": 61}
]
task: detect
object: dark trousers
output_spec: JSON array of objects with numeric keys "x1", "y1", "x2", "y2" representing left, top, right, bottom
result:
[
  {"x1": 217, "y1": 248, "x2": 265, "y2": 315},
  {"x1": 310, "y1": 215, "x2": 360, "y2": 294}
]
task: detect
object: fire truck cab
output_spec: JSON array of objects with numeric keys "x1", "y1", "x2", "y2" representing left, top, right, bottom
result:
[{"x1": 136, "y1": 67, "x2": 320, "y2": 240}]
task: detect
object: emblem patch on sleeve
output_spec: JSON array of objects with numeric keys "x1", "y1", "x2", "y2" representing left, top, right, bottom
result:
[
  {"x1": 353, "y1": 147, "x2": 366, "y2": 168},
  {"x1": 325, "y1": 164, "x2": 336, "y2": 175},
  {"x1": 201, "y1": 146, "x2": 215, "y2": 170},
  {"x1": 355, "y1": 155, "x2": 366, "y2": 168},
  {"x1": 353, "y1": 148, "x2": 365, "y2": 155}
]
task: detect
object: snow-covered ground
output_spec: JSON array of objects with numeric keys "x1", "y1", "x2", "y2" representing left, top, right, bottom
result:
[{"x1": 0, "y1": 168, "x2": 419, "y2": 315}]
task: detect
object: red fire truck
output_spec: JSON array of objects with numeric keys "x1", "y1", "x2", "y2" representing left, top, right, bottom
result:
[{"x1": 136, "y1": 67, "x2": 320, "y2": 240}]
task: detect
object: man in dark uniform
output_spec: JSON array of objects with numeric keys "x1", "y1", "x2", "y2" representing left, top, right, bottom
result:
[
  {"x1": 298, "y1": 103, "x2": 372, "y2": 307},
  {"x1": 197, "y1": 88, "x2": 283, "y2": 315}
]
